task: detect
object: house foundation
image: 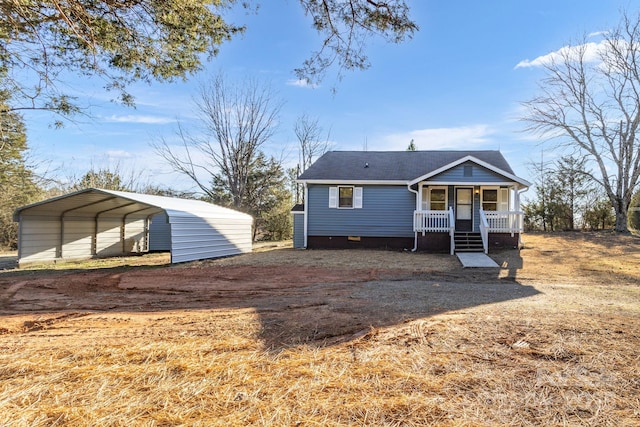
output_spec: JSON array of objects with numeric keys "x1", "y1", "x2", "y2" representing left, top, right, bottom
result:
[{"x1": 306, "y1": 236, "x2": 414, "y2": 250}]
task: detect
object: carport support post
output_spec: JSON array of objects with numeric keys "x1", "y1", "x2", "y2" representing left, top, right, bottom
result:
[
  {"x1": 17, "y1": 218, "x2": 23, "y2": 262},
  {"x1": 122, "y1": 208, "x2": 154, "y2": 254},
  {"x1": 145, "y1": 214, "x2": 154, "y2": 252},
  {"x1": 58, "y1": 216, "x2": 64, "y2": 259},
  {"x1": 93, "y1": 216, "x2": 98, "y2": 256},
  {"x1": 121, "y1": 217, "x2": 126, "y2": 254}
]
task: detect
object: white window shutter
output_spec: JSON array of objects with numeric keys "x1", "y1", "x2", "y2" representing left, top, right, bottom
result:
[
  {"x1": 499, "y1": 188, "x2": 509, "y2": 211},
  {"x1": 354, "y1": 187, "x2": 363, "y2": 209},
  {"x1": 328, "y1": 187, "x2": 338, "y2": 208}
]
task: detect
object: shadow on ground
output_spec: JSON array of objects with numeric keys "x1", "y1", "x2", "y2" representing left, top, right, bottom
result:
[{"x1": 0, "y1": 249, "x2": 539, "y2": 349}]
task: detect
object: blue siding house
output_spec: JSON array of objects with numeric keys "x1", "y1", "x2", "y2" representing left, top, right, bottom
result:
[{"x1": 294, "y1": 150, "x2": 531, "y2": 254}]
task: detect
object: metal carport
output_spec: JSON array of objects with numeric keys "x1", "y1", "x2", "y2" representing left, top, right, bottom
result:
[{"x1": 13, "y1": 188, "x2": 253, "y2": 266}]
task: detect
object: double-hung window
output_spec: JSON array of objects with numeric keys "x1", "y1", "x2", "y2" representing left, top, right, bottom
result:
[
  {"x1": 339, "y1": 187, "x2": 353, "y2": 208},
  {"x1": 482, "y1": 189, "x2": 498, "y2": 211},
  {"x1": 481, "y1": 188, "x2": 509, "y2": 211},
  {"x1": 422, "y1": 186, "x2": 448, "y2": 210},
  {"x1": 329, "y1": 186, "x2": 363, "y2": 209}
]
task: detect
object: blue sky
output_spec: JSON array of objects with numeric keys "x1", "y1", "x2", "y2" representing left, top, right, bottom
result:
[{"x1": 24, "y1": 0, "x2": 636, "y2": 193}]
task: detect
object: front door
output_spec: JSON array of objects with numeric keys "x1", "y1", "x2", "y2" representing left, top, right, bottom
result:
[{"x1": 455, "y1": 188, "x2": 473, "y2": 231}]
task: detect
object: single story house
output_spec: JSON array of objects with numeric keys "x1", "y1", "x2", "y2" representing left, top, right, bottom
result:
[
  {"x1": 14, "y1": 188, "x2": 253, "y2": 266},
  {"x1": 293, "y1": 150, "x2": 531, "y2": 254}
]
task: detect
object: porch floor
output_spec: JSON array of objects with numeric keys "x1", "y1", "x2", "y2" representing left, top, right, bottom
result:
[{"x1": 456, "y1": 252, "x2": 500, "y2": 268}]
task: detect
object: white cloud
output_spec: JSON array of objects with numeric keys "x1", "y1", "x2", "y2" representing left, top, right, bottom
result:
[
  {"x1": 105, "y1": 150, "x2": 133, "y2": 159},
  {"x1": 588, "y1": 30, "x2": 609, "y2": 38},
  {"x1": 382, "y1": 125, "x2": 494, "y2": 150},
  {"x1": 286, "y1": 79, "x2": 318, "y2": 89},
  {"x1": 104, "y1": 114, "x2": 175, "y2": 124},
  {"x1": 515, "y1": 41, "x2": 608, "y2": 69}
]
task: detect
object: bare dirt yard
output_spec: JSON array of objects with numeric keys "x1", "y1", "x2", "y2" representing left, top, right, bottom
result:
[{"x1": 0, "y1": 232, "x2": 639, "y2": 426}]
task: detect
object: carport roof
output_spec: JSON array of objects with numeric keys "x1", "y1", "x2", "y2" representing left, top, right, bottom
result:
[{"x1": 14, "y1": 188, "x2": 253, "y2": 221}]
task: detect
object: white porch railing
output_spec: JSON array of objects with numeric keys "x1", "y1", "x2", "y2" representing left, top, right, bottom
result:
[
  {"x1": 415, "y1": 209, "x2": 524, "y2": 255},
  {"x1": 479, "y1": 209, "x2": 525, "y2": 254},
  {"x1": 414, "y1": 208, "x2": 456, "y2": 255},
  {"x1": 414, "y1": 208, "x2": 453, "y2": 232},
  {"x1": 482, "y1": 210, "x2": 524, "y2": 235}
]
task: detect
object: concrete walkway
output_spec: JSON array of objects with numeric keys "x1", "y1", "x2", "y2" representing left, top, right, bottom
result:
[{"x1": 456, "y1": 252, "x2": 500, "y2": 268}]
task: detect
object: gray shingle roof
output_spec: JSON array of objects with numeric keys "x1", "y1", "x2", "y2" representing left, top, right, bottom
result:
[{"x1": 297, "y1": 150, "x2": 516, "y2": 181}]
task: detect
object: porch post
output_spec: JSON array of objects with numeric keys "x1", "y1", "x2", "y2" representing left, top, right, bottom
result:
[{"x1": 407, "y1": 182, "x2": 419, "y2": 252}]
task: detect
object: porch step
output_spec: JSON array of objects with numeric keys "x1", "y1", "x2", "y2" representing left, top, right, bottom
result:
[{"x1": 454, "y1": 232, "x2": 484, "y2": 253}]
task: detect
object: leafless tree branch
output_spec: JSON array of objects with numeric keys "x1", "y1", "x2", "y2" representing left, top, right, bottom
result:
[{"x1": 522, "y1": 10, "x2": 640, "y2": 232}]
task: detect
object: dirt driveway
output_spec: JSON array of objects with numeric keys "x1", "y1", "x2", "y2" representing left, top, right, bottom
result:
[
  {"x1": 0, "y1": 232, "x2": 637, "y2": 348},
  {"x1": 0, "y1": 245, "x2": 525, "y2": 345}
]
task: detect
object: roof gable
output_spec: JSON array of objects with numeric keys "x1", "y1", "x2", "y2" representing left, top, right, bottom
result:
[{"x1": 408, "y1": 155, "x2": 531, "y2": 187}]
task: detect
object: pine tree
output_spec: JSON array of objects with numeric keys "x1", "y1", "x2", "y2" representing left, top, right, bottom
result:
[{"x1": 0, "y1": 89, "x2": 41, "y2": 248}]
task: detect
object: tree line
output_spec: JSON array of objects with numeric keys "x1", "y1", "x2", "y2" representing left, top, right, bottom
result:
[{"x1": 522, "y1": 154, "x2": 640, "y2": 231}]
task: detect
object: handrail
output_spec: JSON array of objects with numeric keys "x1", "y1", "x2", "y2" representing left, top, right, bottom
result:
[
  {"x1": 479, "y1": 209, "x2": 489, "y2": 254},
  {"x1": 448, "y1": 207, "x2": 455, "y2": 255}
]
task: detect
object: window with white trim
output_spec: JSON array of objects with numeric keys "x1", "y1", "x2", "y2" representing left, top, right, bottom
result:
[
  {"x1": 422, "y1": 186, "x2": 448, "y2": 210},
  {"x1": 481, "y1": 188, "x2": 509, "y2": 211},
  {"x1": 482, "y1": 189, "x2": 498, "y2": 211},
  {"x1": 339, "y1": 187, "x2": 353, "y2": 208},
  {"x1": 329, "y1": 186, "x2": 363, "y2": 209}
]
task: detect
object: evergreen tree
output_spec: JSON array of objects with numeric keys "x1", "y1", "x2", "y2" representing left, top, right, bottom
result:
[
  {"x1": 523, "y1": 154, "x2": 569, "y2": 231},
  {"x1": 209, "y1": 152, "x2": 292, "y2": 241},
  {"x1": 74, "y1": 169, "x2": 128, "y2": 191},
  {"x1": 555, "y1": 156, "x2": 591, "y2": 230},
  {"x1": 0, "y1": 89, "x2": 41, "y2": 248},
  {"x1": 583, "y1": 196, "x2": 615, "y2": 230}
]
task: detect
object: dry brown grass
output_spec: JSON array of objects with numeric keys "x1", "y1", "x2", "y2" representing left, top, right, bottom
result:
[{"x1": 1, "y1": 232, "x2": 639, "y2": 426}]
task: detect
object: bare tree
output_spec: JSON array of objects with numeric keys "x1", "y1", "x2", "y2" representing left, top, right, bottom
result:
[
  {"x1": 522, "y1": 11, "x2": 640, "y2": 233},
  {"x1": 153, "y1": 75, "x2": 282, "y2": 209},
  {"x1": 290, "y1": 114, "x2": 330, "y2": 203},
  {"x1": 295, "y1": 114, "x2": 330, "y2": 171}
]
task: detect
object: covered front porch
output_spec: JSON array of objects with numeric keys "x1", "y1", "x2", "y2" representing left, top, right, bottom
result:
[{"x1": 412, "y1": 184, "x2": 525, "y2": 254}]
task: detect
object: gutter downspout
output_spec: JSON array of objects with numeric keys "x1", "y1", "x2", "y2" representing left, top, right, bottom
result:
[
  {"x1": 407, "y1": 182, "x2": 419, "y2": 252},
  {"x1": 303, "y1": 182, "x2": 309, "y2": 249}
]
